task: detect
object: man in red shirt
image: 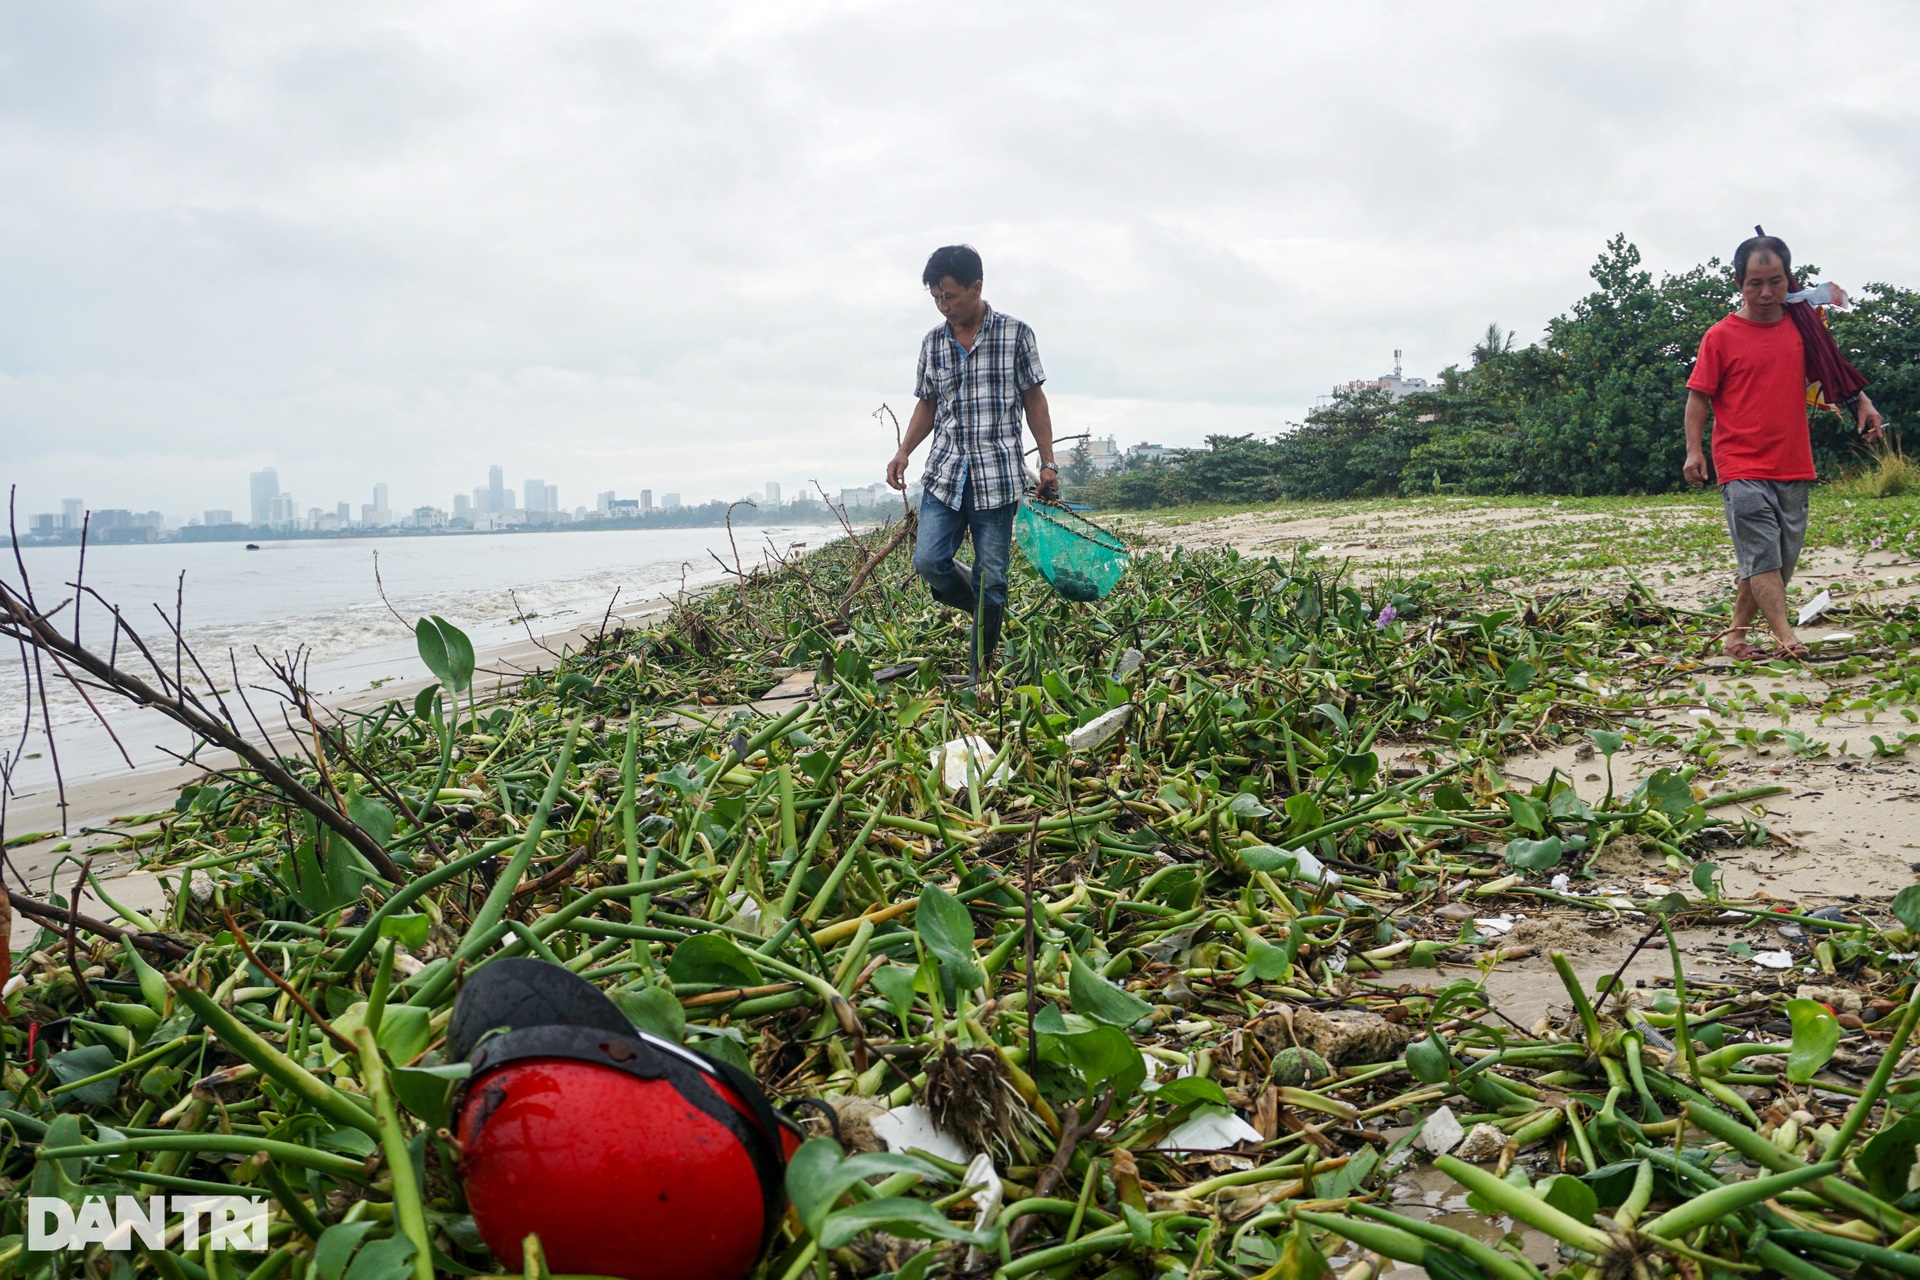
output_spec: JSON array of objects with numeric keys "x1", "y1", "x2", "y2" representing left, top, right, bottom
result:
[{"x1": 1683, "y1": 232, "x2": 1882, "y2": 660}]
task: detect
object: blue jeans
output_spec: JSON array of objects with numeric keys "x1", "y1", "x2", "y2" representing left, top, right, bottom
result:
[{"x1": 913, "y1": 490, "x2": 1016, "y2": 662}]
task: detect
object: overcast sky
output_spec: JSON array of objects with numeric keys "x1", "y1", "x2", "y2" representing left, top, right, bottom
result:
[{"x1": 1, "y1": 2, "x2": 1915, "y2": 520}]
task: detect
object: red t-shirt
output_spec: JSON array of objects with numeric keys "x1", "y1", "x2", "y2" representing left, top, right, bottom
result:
[{"x1": 1686, "y1": 313, "x2": 1813, "y2": 481}]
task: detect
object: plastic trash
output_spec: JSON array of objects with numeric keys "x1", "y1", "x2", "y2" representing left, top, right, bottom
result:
[
  {"x1": 1066, "y1": 705, "x2": 1133, "y2": 754},
  {"x1": 962, "y1": 1153, "x2": 1003, "y2": 1271},
  {"x1": 1797, "y1": 589, "x2": 1833, "y2": 626},
  {"x1": 1419, "y1": 1105, "x2": 1465, "y2": 1155},
  {"x1": 1787, "y1": 281, "x2": 1849, "y2": 308},
  {"x1": 928, "y1": 736, "x2": 1011, "y2": 792},
  {"x1": 1114, "y1": 647, "x2": 1145, "y2": 680},
  {"x1": 1245, "y1": 845, "x2": 1342, "y2": 889},
  {"x1": 870, "y1": 1104, "x2": 970, "y2": 1163},
  {"x1": 1157, "y1": 1109, "x2": 1264, "y2": 1151}
]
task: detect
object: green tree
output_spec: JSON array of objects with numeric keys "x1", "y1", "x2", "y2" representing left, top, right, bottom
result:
[
  {"x1": 1518, "y1": 235, "x2": 1736, "y2": 495},
  {"x1": 1061, "y1": 440, "x2": 1095, "y2": 488},
  {"x1": 1829, "y1": 284, "x2": 1920, "y2": 444}
]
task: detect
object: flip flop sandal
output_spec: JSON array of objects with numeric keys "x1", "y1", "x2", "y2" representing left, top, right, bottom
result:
[
  {"x1": 1724, "y1": 641, "x2": 1771, "y2": 661},
  {"x1": 1780, "y1": 643, "x2": 1813, "y2": 661}
]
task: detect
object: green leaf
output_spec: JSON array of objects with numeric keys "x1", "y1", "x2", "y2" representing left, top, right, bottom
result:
[
  {"x1": 818, "y1": 1198, "x2": 999, "y2": 1250},
  {"x1": 1503, "y1": 661, "x2": 1536, "y2": 692},
  {"x1": 348, "y1": 794, "x2": 396, "y2": 849},
  {"x1": 1690, "y1": 862, "x2": 1720, "y2": 900},
  {"x1": 1502, "y1": 793, "x2": 1547, "y2": 836},
  {"x1": 314, "y1": 1222, "x2": 380, "y2": 1280},
  {"x1": 1588, "y1": 728, "x2": 1625, "y2": 756},
  {"x1": 1068, "y1": 954, "x2": 1153, "y2": 1027},
  {"x1": 1241, "y1": 937, "x2": 1293, "y2": 983},
  {"x1": 612, "y1": 985, "x2": 686, "y2": 1043},
  {"x1": 1405, "y1": 1033, "x2": 1452, "y2": 1084},
  {"x1": 783, "y1": 1138, "x2": 948, "y2": 1241},
  {"x1": 666, "y1": 934, "x2": 763, "y2": 988},
  {"x1": 344, "y1": 1234, "x2": 417, "y2": 1280},
  {"x1": 45, "y1": 1045, "x2": 120, "y2": 1107},
  {"x1": 1432, "y1": 783, "x2": 1471, "y2": 811},
  {"x1": 870, "y1": 965, "x2": 919, "y2": 1022},
  {"x1": 916, "y1": 884, "x2": 985, "y2": 993},
  {"x1": 378, "y1": 913, "x2": 431, "y2": 951},
  {"x1": 1138, "y1": 864, "x2": 1202, "y2": 910},
  {"x1": 1538, "y1": 1173, "x2": 1598, "y2": 1226},
  {"x1": 1150, "y1": 1077, "x2": 1229, "y2": 1108},
  {"x1": 1642, "y1": 768, "x2": 1697, "y2": 819},
  {"x1": 1857, "y1": 1111, "x2": 1920, "y2": 1200},
  {"x1": 1336, "y1": 750, "x2": 1379, "y2": 790},
  {"x1": 1044, "y1": 1013, "x2": 1144, "y2": 1105},
  {"x1": 390, "y1": 1062, "x2": 470, "y2": 1130},
  {"x1": 1504, "y1": 836, "x2": 1564, "y2": 870},
  {"x1": 1311, "y1": 702, "x2": 1349, "y2": 735},
  {"x1": 1266, "y1": 1221, "x2": 1330, "y2": 1280},
  {"x1": 414, "y1": 616, "x2": 475, "y2": 694},
  {"x1": 1227, "y1": 792, "x2": 1272, "y2": 819},
  {"x1": 1785, "y1": 997, "x2": 1841, "y2": 1083},
  {"x1": 1893, "y1": 884, "x2": 1920, "y2": 935},
  {"x1": 1283, "y1": 792, "x2": 1325, "y2": 835},
  {"x1": 1121, "y1": 1203, "x2": 1154, "y2": 1247}
]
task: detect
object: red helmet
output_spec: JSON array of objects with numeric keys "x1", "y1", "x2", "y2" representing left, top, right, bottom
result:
[{"x1": 450, "y1": 959, "x2": 799, "y2": 1280}]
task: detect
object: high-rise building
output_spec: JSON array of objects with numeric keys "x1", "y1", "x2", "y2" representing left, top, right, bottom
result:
[
  {"x1": 524, "y1": 480, "x2": 547, "y2": 513},
  {"x1": 204, "y1": 509, "x2": 234, "y2": 526},
  {"x1": 249, "y1": 470, "x2": 278, "y2": 525},
  {"x1": 487, "y1": 465, "x2": 505, "y2": 513},
  {"x1": 61, "y1": 498, "x2": 85, "y2": 529},
  {"x1": 371, "y1": 483, "x2": 390, "y2": 526},
  {"x1": 765, "y1": 482, "x2": 782, "y2": 506},
  {"x1": 595, "y1": 490, "x2": 614, "y2": 514},
  {"x1": 337, "y1": 501, "x2": 352, "y2": 525},
  {"x1": 453, "y1": 494, "x2": 471, "y2": 519},
  {"x1": 545, "y1": 484, "x2": 559, "y2": 513},
  {"x1": 268, "y1": 494, "x2": 298, "y2": 528},
  {"x1": 659, "y1": 492, "x2": 679, "y2": 511},
  {"x1": 361, "y1": 503, "x2": 375, "y2": 527}
]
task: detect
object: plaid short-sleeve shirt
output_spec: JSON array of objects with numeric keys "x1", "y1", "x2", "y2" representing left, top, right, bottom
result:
[{"x1": 913, "y1": 305, "x2": 1046, "y2": 511}]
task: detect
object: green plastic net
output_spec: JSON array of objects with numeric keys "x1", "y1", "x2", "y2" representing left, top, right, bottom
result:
[{"x1": 1014, "y1": 500, "x2": 1130, "y2": 602}]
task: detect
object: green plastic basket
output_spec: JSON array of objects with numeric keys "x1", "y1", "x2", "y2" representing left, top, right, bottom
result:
[{"x1": 1015, "y1": 500, "x2": 1130, "y2": 602}]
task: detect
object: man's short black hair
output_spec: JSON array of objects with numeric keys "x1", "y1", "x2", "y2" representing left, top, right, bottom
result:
[
  {"x1": 1734, "y1": 228, "x2": 1792, "y2": 286},
  {"x1": 923, "y1": 245, "x2": 983, "y2": 288}
]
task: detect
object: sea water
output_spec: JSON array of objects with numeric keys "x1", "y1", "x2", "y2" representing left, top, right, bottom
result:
[{"x1": 0, "y1": 524, "x2": 833, "y2": 783}]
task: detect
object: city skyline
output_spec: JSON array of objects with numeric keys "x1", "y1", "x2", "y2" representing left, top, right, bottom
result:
[{"x1": 17, "y1": 459, "x2": 892, "y2": 540}]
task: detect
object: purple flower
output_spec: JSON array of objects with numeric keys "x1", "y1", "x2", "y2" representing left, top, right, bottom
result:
[
  {"x1": 1872, "y1": 537, "x2": 1885, "y2": 550},
  {"x1": 1375, "y1": 604, "x2": 1397, "y2": 629}
]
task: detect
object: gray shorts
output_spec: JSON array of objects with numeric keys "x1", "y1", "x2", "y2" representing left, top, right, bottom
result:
[{"x1": 1721, "y1": 479, "x2": 1810, "y2": 583}]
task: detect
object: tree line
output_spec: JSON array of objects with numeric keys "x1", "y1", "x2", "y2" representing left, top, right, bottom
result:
[{"x1": 1075, "y1": 235, "x2": 1920, "y2": 508}]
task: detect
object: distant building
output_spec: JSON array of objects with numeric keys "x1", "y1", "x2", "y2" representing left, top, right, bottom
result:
[
  {"x1": 1085, "y1": 436, "x2": 1122, "y2": 474},
  {"x1": 641, "y1": 489, "x2": 654, "y2": 512},
  {"x1": 1328, "y1": 350, "x2": 1430, "y2": 403},
  {"x1": 61, "y1": 498, "x2": 84, "y2": 529},
  {"x1": 486, "y1": 465, "x2": 506, "y2": 513},
  {"x1": 453, "y1": 494, "x2": 471, "y2": 520},
  {"x1": 361, "y1": 502, "x2": 375, "y2": 527},
  {"x1": 1126, "y1": 442, "x2": 1173, "y2": 465},
  {"x1": 596, "y1": 490, "x2": 615, "y2": 514},
  {"x1": 269, "y1": 493, "x2": 298, "y2": 530},
  {"x1": 659, "y1": 492, "x2": 679, "y2": 510},
  {"x1": 765, "y1": 482, "x2": 782, "y2": 506},
  {"x1": 523, "y1": 479, "x2": 547, "y2": 513},
  {"x1": 337, "y1": 501, "x2": 352, "y2": 526},
  {"x1": 249, "y1": 470, "x2": 278, "y2": 525},
  {"x1": 545, "y1": 483, "x2": 559, "y2": 514},
  {"x1": 204, "y1": 509, "x2": 235, "y2": 526},
  {"x1": 412, "y1": 506, "x2": 447, "y2": 529},
  {"x1": 609, "y1": 499, "x2": 640, "y2": 518},
  {"x1": 30, "y1": 513, "x2": 56, "y2": 535}
]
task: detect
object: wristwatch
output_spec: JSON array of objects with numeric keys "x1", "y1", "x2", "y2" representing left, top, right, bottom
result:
[{"x1": 1038, "y1": 461, "x2": 1058, "y2": 473}]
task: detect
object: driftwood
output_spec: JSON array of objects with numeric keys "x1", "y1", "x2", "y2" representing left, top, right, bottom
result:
[{"x1": 0, "y1": 548, "x2": 407, "y2": 884}]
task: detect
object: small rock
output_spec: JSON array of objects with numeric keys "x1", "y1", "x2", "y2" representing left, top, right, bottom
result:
[
  {"x1": 1270, "y1": 1047, "x2": 1332, "y2": 1088},
  {"x1": 1795, "y1": 985, "x2": 1864, "y2": 1014},
  {"x1": 1435, "y1": 903, "x2": 1475, "y2": 922},
  {"x1": 1454, "y1": 1123, "x2": 1509, "y2": 1163}
]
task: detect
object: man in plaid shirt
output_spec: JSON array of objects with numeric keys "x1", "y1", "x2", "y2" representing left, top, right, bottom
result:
[{"x1": 887, "y1": 245, "x2": 1059, "y2": 675}]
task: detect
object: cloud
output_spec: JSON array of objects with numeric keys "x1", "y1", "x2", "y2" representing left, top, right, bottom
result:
[{"x1": 1, "y1": 0, "x2": 1916, "y2": 517}]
